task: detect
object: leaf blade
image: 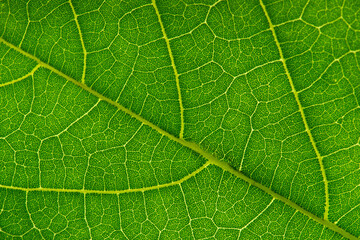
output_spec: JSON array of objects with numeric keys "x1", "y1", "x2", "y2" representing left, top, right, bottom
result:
[{"x1": 1, "y1": 0, "x2": 360, "y2": 239}]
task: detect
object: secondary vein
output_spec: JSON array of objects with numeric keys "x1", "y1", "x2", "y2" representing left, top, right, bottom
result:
[
  {"x1": 0, "y1": 64, "x2": 40, "y2": 88},
  {"x1": 0, "y1": 36, "x2": 356, "y2": 240},
  {"x1": 0, "y1": 162, "x2": 210, "y2": 195},
  {"x1": 259, "y1": 0, "x2": 330, "y2": 221},
  {"x1": 69, "y1": 0, "x2": 87, "y2": 84},
  {"x1": 152, "y1": 0, "x2": 185, "y2": 139}
]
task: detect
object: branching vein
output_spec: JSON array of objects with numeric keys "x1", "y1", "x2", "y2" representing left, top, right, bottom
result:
[
  {"x1": 259, "y1": 0, "x2": 330, "y2": 221},
  {"x1": 0, "y1": 64, "x2": 40, "y2": 88},
  {"x1": 152, "y1": 0, "x2": 185, "y2": 139},
  {"x1": 69, "y1": 0, "x2": 87, "y2": 84},
  {"x1": 0, "y1": 36, "x2": 357, "y2": 240},
  {"x1": 0, "y1": 162, "x2": 210, "y2": 194}
]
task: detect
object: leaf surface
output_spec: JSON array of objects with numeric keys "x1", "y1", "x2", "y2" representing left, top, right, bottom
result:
[{"x1": 0, "y1": 0, "x2": 360, "y2": 239}]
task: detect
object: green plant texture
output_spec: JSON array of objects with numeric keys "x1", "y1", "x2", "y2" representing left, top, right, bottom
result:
[{"x1": 1, "y1": 0, "x2": 360, "y2": 239}]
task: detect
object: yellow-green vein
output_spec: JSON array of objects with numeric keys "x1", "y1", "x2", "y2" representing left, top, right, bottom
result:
[
  {"x1": 69, "y1": 0, "x2": 87, "y2": 84},
  {"x1": 0, "y1": 64, "x2": 40, "y2": 88},
  {"x1": 0, "y1": 37, "x2": 356, "y2": 240},
  {"x1": 0, "y1": 162, "x2": 209, "y2": 194},
  {"x1": 152, "y1": 0, "x2": 185, "y2": 139},
  {"x1": 259, "y1": 0, "x2": 330, "y2": 221}
]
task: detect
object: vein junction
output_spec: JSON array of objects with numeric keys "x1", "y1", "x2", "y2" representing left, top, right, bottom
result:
[
  {"x1": 259, "y1": 0, "x2": 330, "y2": 221},
  {"x1": 152, "y1": 0, "x2": 185, "y2": 139},
  {"x1": 0, "y1": 36, "x2": 356, "y2": 240}
]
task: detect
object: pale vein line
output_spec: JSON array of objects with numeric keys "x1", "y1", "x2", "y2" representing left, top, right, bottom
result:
[
  {"x1": 152, "y1": 0, "x2": 185, "y2": 139},
  {"x1": 259, "y1": 0, "x2": 330, "y2": 221},
  {"x1": 335, "y1": 201, "x2": 360, "y2": 225},
  {"x1": 0, "y1": 37, "x2": 357, "y2": 240},
  {"x1": 240, "y1": 198, "x2": 275, "y2": 231},
  {"x1": 0, "y1": 162, "x2": 210, "y2": 195},
  {"x1": 0, "y1": 64, "x2": 40, "y2": 88},
  {"x1": 25, "y1": 191, "x2": 44, "y2": 239},
  {"x1": 69, "y1": 0, "x2": 87, "y2": 84},
  {"x1": 179, "y1": 183, "x2": 196, "y2": 239},
  {"x1": 116, "y1": 194, "x2": 130, "y2": 240},
  {"x1": 83, "y1": 194, "x2": 93, "y2": 239}
]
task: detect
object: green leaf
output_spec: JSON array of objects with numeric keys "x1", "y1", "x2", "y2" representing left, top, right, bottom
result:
[{"x1": 0, "y1": 0, "x2": 359, "y2": 239}]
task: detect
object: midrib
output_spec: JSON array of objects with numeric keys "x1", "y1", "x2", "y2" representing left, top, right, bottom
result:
[{"x1": 0, "y1": 36, "x2": 356, "y2": 239}]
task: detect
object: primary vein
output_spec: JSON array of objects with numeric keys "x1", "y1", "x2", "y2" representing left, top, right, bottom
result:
[
  {"x1": 0, "y1": 37, "x2": 356, "y2": 240},
  {"x1": 259, "y1": 0, "x2": 330, "y2": 221},
  {"x1": 152, "y1": 0, "x2": 185, "y2": 139}
]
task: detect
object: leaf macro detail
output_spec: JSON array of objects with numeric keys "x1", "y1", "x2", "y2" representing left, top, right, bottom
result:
[{"x1": 1, "y1": 0, "x2": 360, "y2": 239}]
